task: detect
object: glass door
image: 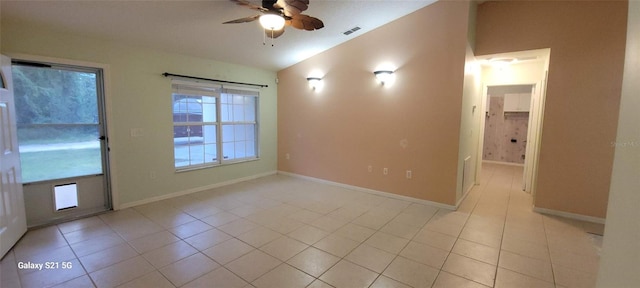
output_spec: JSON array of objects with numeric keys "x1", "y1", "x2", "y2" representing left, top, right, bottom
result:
[{"x1": 12, "y1": 60, "x2": 111, "y2": 227}]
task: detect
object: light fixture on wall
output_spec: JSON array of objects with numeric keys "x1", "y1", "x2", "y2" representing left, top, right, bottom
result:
[
  {"x1": 306, "y1": 77, "x2": 323, "y2": 90},
  {"x1": 374, "y1": 70, "x2": 395, "y2": 85},
  {"x1": 259, "y1": 14, "x2": 286, "y2": 31}
]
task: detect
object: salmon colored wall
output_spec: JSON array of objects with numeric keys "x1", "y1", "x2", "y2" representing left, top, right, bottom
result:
[
  {"x1": 277, "y1": 1, "x2": 470, "y2": 206},
  {"x1": 476, "y1": 1, "x2": 628, "y2": 218}
]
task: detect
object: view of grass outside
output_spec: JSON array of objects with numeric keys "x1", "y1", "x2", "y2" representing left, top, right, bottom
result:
[{"x1": 12, "y1": 65, "x2": 104, "y2": 183}]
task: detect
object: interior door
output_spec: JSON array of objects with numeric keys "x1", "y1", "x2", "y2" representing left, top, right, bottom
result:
[{"x1": 0, "y1": 54, "x2": 28, "y2": 258}]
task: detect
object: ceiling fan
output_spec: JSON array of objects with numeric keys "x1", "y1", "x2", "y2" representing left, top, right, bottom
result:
[{"x1": 223, "y1": 0, "x2": 324, "y2": 40}]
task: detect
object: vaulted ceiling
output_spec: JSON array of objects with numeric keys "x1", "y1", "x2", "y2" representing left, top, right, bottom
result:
[{"x1": 1, "y1": 0, "x2": 437, "y2": 71}]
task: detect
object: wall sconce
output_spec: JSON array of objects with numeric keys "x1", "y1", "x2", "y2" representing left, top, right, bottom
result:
[
  {"x1": 306, "y1": 77, "x2": 323, "y2": 90},
  {"x1": 374, "y1": 70, "x2": 395, "y2": 85}
]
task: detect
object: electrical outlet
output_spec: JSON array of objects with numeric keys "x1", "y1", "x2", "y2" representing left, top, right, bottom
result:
[
  {"x1": 286, "y1": 153, "x2": 290, "y2": 160},
  {"x1": 368, "y1": 165, "x2": 372, "y2": 172},
  {"x1": 383, "y1": 168, "x2": 388, "y2": 175},
  {"x1": 406, "y1": 170, "x2": 412, "y2": 179}
]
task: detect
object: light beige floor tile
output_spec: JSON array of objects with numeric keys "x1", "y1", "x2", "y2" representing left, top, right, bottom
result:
[
  {"x1": 412, "y1": 229, "x2": 457, "y2": 251},
  {"x1": 259, "y1": 236, "x2": 308, "y2": 261},
  {"x1": 184, "y1": 228, "x2": 232, "y2": 251},
  {"x1": 424, "y1": 220, "x2": 464, "y2": 237},
  {"x1": 370, "y1": 275, "x2": 412, "y2": 288},
  {"x1": 51, "y1": 275, "x2": 96, "y2": 288},
  {"x1": 58, "y1": 216, "x2": 106, "y2": 234},
  {"x1": 229, "y1": 204, "x2": 265, "y2": 218},
  {"x1": 310, "y1": 216, "x2": 349, "y2": 233},
  {"x1": 432, "y1": 271, "x2": 490, "y2": 288},
  {"x1": 20, "y1": 259, "x2": 86, "y2": 288},
  {"x1": 442, "y1": 253, "x2": 496, "y2": 287},
  {"x1": 112, "y1": 220, "x2": 165, "y2": 241},
  {"x1": 167, "y1": 220, "x2": 212, "y2": 239},
  {"x1": 142, "y1": 240, "x2": 198, "y2": 269},
  {"x1": 287, "y1": 225, "x2": 329, "y2": 245},
  {"x1": 286, "y1": 209, "x2": 323, "y2": 224},
  {"x1": 380, "y1": 221, "x2": 421, "y2": 239},
  {"x1": 128, "y1": 230, "x2": 179, "y2": 254},
  {"x1": 333, "y1": 223, "x2": 376, "y2": 243},
  {"x1": 319, "y1": 260, "x2": 378, "y2": 288},
  {"x1": 15, "y1": 245, "x2": 76, "y2": 272},
  {"x1": 499, "y1": 250, "x2": 553, "y2": 282},
  {"x1": 117, "y1": 271, "x2": 174, "y2": 288},
  {"x1": 159, "y1": 253, "x2": 219, "y2": 287},
  {"x1": 252, "y1": 263, "x2": 314, "y2": 288},
  {"x1": 63, "y1": 224, "x2": 115, "y2": 244},
  {"x1": 402, "y1": 203, "x2": 439, "y2": 219},
  {"x1": 458, "y1": 226, "x2": 502, "y2": 248},
  {"x1": 382, "y1": 256, "x2": 439, "y2": 288},
  {"x1": 237, "y1": 226, "x2": 282, "y2": 247},
  {"x1": 182, "y1": 267, "x2": 248, "y2": 288},
  {"x1": 549, "y1": 248, "x2": 600, "y2": 273},
  {"x1": 90, "y1": 256, "x2": 155, "y2": 288},
  {"x1": 494, "y1": 268, "x2": 554, "y2": 288},
  {"x1": 1, "y1": 251, "x2": 21, "y2": 288},
  {"x1": 553, "y1": 264, "x2": 597, "y2": 288},
  {"x1": 391, "y1": 212, "x2": 430, "y2": 228},
  {"x1": 287, "y1": 247, "x2": 340, "y2": 277},
  {"x1": 218, "y1": 219, "x2": 260, "y2": 237},
  {"x1": 399, "y1": 241, "x2": 449, "y2": 269},
  {"x1": 352, "y1": 211, "x2": 394, "y2": 230},
  {"x1": 203, "y1": 238, "x2": 255, "y2": 265},
  {"x1": 70, "y1": 232, "x2": 125, "y2": 257},
  {"x1": 263, "y1": 217, "x2": 305, "y2": 234},
  {"x1": 312, "y1": 233, "x2": 360, "y2": 257},
  {"x1": 345, "y1": 244, "x2": 395, "y2": 273},
  {"x1": 200, "y1": 211, "x2": 240, "y2": 227},
  {"x1": 225, "y1": 250, "x2": 282, "y2": 282},
  {"x1": 307, "y1": 279, "x2": 334, "y2": 288},
  {"x1": 453, "y1": 238, "x2": 499, "y2": 265},
  {"x1": 79, "y1": 243, "x2": 138, "y2": 273},
  {"x1": 501, "y1": 235, "x2": 550, "y2": 261},
  {"x1": 365, "y1": 231, "x2": 410, "y2": 254}
]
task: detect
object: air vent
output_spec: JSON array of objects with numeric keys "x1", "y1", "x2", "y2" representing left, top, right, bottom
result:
[{"x1": 343, "y1": 26, "x2": 361, "y2": 36}]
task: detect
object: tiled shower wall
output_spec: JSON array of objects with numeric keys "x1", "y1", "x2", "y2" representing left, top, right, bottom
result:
[{"x1": 483, "y1": 96, "x2": 529, "y2": 164}]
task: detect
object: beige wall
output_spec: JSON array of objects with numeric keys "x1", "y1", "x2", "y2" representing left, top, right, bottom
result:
[
  {"x1": 476, "y1": 1, "x2": 628, "y2": 218},
  {"x1": 1, "y1": 21, "x2": 278, "y2": 207},
  {"x1": 597, "y1": 0, "x2": 640, "y2": 285},
  {"x1": 278, "y1": 1, "x2": 470, "y2": 206}
]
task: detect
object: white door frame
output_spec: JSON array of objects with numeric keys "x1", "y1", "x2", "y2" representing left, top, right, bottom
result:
[{"x1": 0, "y1": 54, "x2": 28, "y2": 258}]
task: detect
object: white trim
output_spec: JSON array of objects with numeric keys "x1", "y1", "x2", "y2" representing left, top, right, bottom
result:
[
  {"x1": 277, "y1": 171, "x2": 456, "y2": 210},
  {"x1": 482, "y1": 160, "x2": 525, "y2": 167},
  {"x1": 119, "y1": 171, "x2": 277, "y2": 209},
  {"x1": 456, "y1": 183, "x2": 476, "y2": 207},
  {"x1": 533, "y1": 206, "x2": 606, "y2": 224}
]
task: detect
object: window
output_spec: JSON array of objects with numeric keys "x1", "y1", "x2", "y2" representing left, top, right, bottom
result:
[{"x1": 172, "y1": 80, "x2": 259, "y2": 170}]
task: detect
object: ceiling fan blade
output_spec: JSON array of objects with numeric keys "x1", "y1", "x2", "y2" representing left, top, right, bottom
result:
[
  {"x1": 265, "y1": 28, "x2": 285, "y2": 38},
  {"x1": 289, "y1": 14, "x2": 324, "y2": 31},
  {"x1": 223, "y1": 15, "x2": 261, "y2": 24},
  {"x1": 230, "y1": 0, "x2": 268, "y2": 12},
  {"x1": 274, "y1": 0, "x2": 309, "y2": 16}
]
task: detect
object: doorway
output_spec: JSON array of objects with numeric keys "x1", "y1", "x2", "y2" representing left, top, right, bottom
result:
[
  {"x1": 476, "y1": 49, "x2": 550, "y2": 195},
  {"x1": 11, "y1": 59, "x2": 112, "y2": 227},
  {"x1": 483, "y1": 85, "x2": 534, "y2": 165}
]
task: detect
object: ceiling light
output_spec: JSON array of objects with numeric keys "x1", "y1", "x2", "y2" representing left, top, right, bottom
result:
[
  {"x1": 259, "y1": 14, "x2": 285, "y2": 31},
  {"x1": 374, "y1": 70, "x2": 394, "y2": 85}
]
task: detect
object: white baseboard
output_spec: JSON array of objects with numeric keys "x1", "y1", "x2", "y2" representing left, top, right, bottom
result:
[
  {"x1": 456, "y1": 183, "x2": 476, "y2": 207},
  {"x1": 533, "y1": 206, "x2": 606, "y2": 224},
  {"x1": 277, "y1": 171, "x2": 456, "y2": 210},
  {"x1": 119, "y1": 171, "x2": 277, "y2": 209}
]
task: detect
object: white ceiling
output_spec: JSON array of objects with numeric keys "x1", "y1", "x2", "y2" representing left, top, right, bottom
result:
[{"x1": 1, "y1": 0, "x2": 437, "y2": 71}]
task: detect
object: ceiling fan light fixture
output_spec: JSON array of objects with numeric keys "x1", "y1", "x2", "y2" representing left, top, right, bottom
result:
[{"x1": 259, "y1": 14, "x2": 286, "y2": 31}]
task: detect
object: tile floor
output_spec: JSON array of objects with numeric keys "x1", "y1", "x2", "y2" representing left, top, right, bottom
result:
[{"x1": 0, "y1": 163, "x2": 604, "y2": 288}]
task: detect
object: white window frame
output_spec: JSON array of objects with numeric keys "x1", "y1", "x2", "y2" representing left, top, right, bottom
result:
[{"x1": 172, "y1": 79, "x2": 259, "y2": 171}]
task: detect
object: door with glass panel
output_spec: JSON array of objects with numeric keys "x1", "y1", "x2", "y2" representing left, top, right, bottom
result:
[{"x1": 11, "y1": 60, "x2": 111, "y2": 227}]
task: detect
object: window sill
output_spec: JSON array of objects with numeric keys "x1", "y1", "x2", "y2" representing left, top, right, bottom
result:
[{"x1": 175, "y1": 157, "x2": 260, "y2": 173}]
